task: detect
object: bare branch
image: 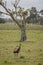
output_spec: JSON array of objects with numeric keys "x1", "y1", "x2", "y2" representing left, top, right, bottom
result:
[
  {"x1": 15, "y1": 0, "x2": 20, "y2": 6},
  {"x1": 12, "y1": 0, "x2": 20, "y2": 9},
  {"x1": 0, "y1": 1, "x2": 21, "y2": 28},
  {"x1": 0, "y1": 11, "x2": 9, "y2": 15},
  {"x1": 15, "y1": 0, "x2": 20, "y2": 7}
]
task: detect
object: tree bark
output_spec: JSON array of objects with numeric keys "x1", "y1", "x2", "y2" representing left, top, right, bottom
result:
[
  {"x1": 20, "y1": 25, "x2": 27, "y2": 41},
  {"x1": 20, "y1": 16, "x2": 27, "y2": 41}
]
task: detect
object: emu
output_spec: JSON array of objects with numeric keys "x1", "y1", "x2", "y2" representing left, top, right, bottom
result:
[{"x1": 13, "y1": 44, "x2": 21, "y2": 56}]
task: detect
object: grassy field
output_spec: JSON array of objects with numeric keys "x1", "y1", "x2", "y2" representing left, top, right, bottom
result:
[
  {"x1": 0, "y1": 23, "x2": 43, "y2": 30},
  {"x1": 0, "y1": 24, "x2": 43, "y2": 65}
]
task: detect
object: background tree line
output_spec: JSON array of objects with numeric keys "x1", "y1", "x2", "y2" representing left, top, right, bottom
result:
[{"x1": 26, "y1": 7, "x2": 43, "y2": 25}]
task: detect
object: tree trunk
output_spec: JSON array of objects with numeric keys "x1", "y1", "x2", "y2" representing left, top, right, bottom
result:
[
  {"x1": 20, "y1": 25, "x2": 27, "y2": 41},
  {"x1": 20, "y1": 15, "x2": 27, "y2": 41}
]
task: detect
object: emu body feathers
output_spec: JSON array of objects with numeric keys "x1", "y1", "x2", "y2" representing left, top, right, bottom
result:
[{"x1": 13, "y1": 44, "x2": 21, "y2": 55}]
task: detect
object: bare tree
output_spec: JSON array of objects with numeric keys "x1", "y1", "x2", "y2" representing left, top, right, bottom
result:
[{"x1": 0, "y1": 0, "x2": 28, "y2": 41}]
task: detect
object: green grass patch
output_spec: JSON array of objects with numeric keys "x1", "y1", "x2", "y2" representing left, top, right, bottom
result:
[{"x1": 0, "y1": 29, "x2": 43, "y2": 65}]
